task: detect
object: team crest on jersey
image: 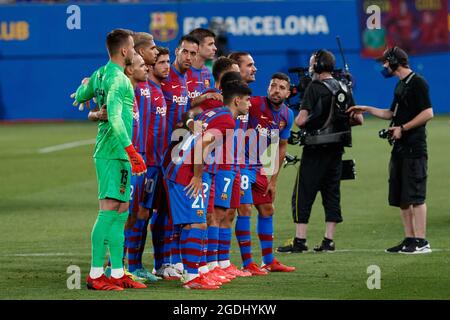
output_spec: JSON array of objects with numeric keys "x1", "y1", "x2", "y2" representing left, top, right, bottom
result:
[
  {"x1": 279, "y1": 121, "x2": 286, "y2": 130},
  {"x1": 150, "y1": 12, "x2": 178, "y2": 42},
  {"x1": 120, "y1": 185, "x2": 126, "y2": 195},
  {"x1": 204, "y1": 79, "x2": 211, "y2": 88},
  {"x1": 197, "y1": 210, "x2": 204, "y2": 217},
  {"x1": 221, "y1": 193, "x2": 228, "y2": 200}
]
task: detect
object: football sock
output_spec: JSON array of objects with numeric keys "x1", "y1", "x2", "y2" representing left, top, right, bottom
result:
[
  {"x1": 206, "y1": 226, "x2": 219, "y2": 264},
  {"x1": 257, "y1": 215, "x2": 274, "y2": 265},
  {"x1": 126, "y1": 217, "x2": 146, "y2": 272},
  {"x1": 136, "y1": 217, "x2": 149, "y2": 269},
  {"x1": 150, "y1": 211, "x2": 165, "y2": 271},
  {"x1": 218, "y1": 228, "x2": 232, "y2": 268},
  {"x1": 109, "y1": 211, "x2": 129, "y2": 271},
  {"x1": 235, "y1": 215, "x2": 253, "y2": 267},
  {"x1": 170, "y1": 226, "x2": 182, "y2": 265},
  {"x1": 182, "y1": 227, "x2": 206, "y2": 276},
  {"x1": 90, "y1": 210, "x2": 115, "y2": 268}
]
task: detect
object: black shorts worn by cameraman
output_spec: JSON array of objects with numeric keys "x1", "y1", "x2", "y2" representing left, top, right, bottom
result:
[
  {"x1": 388, "y1": 72, "x2": 431, "y2": 207},
  {"x1": 292, "y1": 79, "x2": 355, "y2": 224}
]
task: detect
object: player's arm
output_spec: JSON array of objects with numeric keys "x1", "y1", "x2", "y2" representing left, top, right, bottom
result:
[
  {"x1": 71, "y1": 70, "x2": 98, "y2": 111},
  {"x1": 88, "y1": 105, "x2": 108, "y2": 122},
  {"x1": 190, "y1": 92, "x2": 223, "y2": 108},
  {"x1": 347, "y1": 105, "x2": 393, "y2": 120},
  {"x1": 107, "y1": 77, "x2": 146, "y2": 175},
  {"x1": 182, "y1": 107, "x2": 204, "y2": 132}
]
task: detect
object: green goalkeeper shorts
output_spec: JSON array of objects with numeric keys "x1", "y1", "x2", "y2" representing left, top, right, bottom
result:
[{"x1": 94, "y1": 158, "x2": 131, "y2": 202}]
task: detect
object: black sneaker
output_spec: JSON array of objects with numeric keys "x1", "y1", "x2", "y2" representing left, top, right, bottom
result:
[
  {"x1": 313, "y1": 239, "x2": 335, "y2": 252},
  {"x1": 401, "y1": 239, "x2": 432, "y2": 254},
  {"x1": 276, "y1": 238, "x2": 308, "y2": 253},
  {"x1": 385, "y1": 238, "x2": 414, "y2": 253}
]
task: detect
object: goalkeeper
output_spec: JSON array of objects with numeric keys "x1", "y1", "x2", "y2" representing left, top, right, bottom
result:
[{"x1": 73, "y1": 29, "x2": 147, "y2": 290}]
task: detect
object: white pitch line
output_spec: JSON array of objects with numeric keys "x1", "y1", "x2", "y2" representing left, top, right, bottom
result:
[
  {"x1": 38, "y1": 139, "x2": 96, "y2": 154},
  {"x1": 3, "y1": 249, "x2": 450, "y2": 257}
]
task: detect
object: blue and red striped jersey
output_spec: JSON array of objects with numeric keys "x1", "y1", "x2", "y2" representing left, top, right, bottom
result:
[
  {"x1": 163, "y1": 107, "x2": 235, "y2": 185},
  {"x1": 145, "y1": 80, "x2": 168, "y2": 167},
  {"x1": 134, "y1": 83, "x2": 151, "y2": 155},
  {"x1": 186, "y1": 66, "x2": 215, "y2": 100},
  {"x1": 161, "y1": 65, "x2": 190, "y2": 141},
  {"x1": 244, "y1": 96, "x2": 294, "y2": 168},
  {"x1": 131, "y1": 97, "x2": 142, "y2": 153}
]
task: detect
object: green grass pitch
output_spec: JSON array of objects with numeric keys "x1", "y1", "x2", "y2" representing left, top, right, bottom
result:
[{"x1": 0, "y1": 117, "x2": 449, "y2": 300}]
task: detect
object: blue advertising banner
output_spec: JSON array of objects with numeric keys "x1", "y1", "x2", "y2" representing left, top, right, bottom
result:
[{"x1": 0, "y1": 0, "x2": 448, "y2": 120}]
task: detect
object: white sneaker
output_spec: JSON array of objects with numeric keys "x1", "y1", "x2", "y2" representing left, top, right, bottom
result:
[{"x1": 155, "y1": 264, "x2": 182, "y2": 280}]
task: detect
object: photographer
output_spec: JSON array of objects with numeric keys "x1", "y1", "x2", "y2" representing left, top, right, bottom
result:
[
  {"x1": 278, "y1": 49, "x2": 362, "y2": 253},
  {"x1": 348, "y1": 47, "x2": 433, "y2": 254}
]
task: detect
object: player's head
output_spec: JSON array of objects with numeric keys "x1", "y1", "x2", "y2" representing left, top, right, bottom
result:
[
  {"x1": 175, "y1": 35, "x2": 199, "y2": 73},
  {"x1": 133, "y1": 32, "x2": 159, "y2": 66},
  {"x1": 222, "y1": 80, "x2": 252, "y2": 115},
  {"x1": 125, "y1": 54, "x2": 148, "y2": 84},
  {"x1": 311, "y1": 49, "x2": 335, "y2": 74},
  {"x1": 219, "y1": 71, "x2": 242, "y2": 89},
  {"x1": 152, "y1": 47, "x2": 170, "y2": 81},
  {"x1": 267, "y1": 72, "x2": 291, "y2": 107},
  {"x1": 189, "y1": 28, "x2": 217, "y2": 61},
  {"x1": 212, "y1": 56, "x2": 240, "y2": 84},
  {"x1": 228, "y1": 51, "x2": 257, "y2": 83},
  {"x1": 106, "y1": 29, "x2": 135, "y2": 65}
]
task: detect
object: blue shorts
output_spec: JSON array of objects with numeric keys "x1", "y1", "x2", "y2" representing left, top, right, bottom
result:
[
  {"x1": 141, "y1": 166, "x2": 160, "y2": 209},
  {"x1": 239, "y1": 168, "x2": 257, "y2": 205},
  {"x1": 129, "y1": 173, "x2": 146, "y2": 214},
  {"x1": 167, "y1": 172, "x2": 213, "y2": 225},
  {"x1": 214, "y1": 169, "x2": 237, "y2": 208}
]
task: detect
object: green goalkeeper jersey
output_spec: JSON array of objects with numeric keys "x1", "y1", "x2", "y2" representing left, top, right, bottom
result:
[{"x1": 75, "y1": 61, "x2": 134, "y2": 161}]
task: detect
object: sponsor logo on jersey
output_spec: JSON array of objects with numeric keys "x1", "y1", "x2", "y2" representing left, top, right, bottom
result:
[
  {"x1": 255, "y1": 124, "x2": 278, "y2": 138},
  {"x1": 172, "y1": 95, "x2": 188, "y2": 105},
  {"x1": 150, "y1": 12, "x2": 178, "y2": 42},
  {"x1": 156, "y1": 106, "x2": 167, "y2": 116},
  {"x1": 140, "y1": 87, "x2": 151, "y2": 98},
  {"x1": 188, "y1": 90, "x2": 201, "y2": 99}
]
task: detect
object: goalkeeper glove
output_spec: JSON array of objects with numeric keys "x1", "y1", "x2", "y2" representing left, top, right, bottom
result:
[{"x1": 125, "y1": 144, "x2": 147, "y2": 176}]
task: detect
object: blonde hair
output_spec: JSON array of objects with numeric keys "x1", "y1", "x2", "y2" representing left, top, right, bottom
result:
[{"x1": 133, "y1": 32, "x2": 154, "y2": 51}]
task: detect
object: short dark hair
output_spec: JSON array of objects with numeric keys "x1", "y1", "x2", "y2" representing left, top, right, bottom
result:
[
  {"x1": 271, "y1": 72, "x2": 290, "y2": 85},
  {"x1": 106, "y1": 29, "x2": 134, "y2": 56},
  {"x1": 220, "y1": 71, "x2": 242, "y2": 88},
  {"x1": 227, "y1": 51, "x2": 250, "y2": 66},
  {"x1": 189, "y1": 28, "x2": 216, "y2": 44},
  {"x1": 212, "y1": 56, "x2": 238, "y2": 82},
  {"x1": 222, "y1": 80, "x2": 252, "y2": 105},
  {"x1": 156, "y1": 46, "x2": 170, "y2": 59},
  {"x1": 313, "y1": 49, "x2": 335, "y2": 73},
  {"x1": 177, "y1": 34, "x2": 199, "y2": 47}
]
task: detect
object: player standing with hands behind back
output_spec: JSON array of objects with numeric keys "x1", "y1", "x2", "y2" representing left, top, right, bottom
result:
[
  {"x1": 348, "y1": 47, "x2": 433, "y2": 254},
  {"x1": 73, "y1": 29, "x2": 147, "y2": 290}
]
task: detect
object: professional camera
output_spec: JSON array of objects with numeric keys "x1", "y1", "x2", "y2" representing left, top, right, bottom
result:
[
  {"x1": 378, "y1": 128, "x2": 394, "y2": 145},
  {"x1": 286, "y1": 67, "x2": 312, "y2": 111}
]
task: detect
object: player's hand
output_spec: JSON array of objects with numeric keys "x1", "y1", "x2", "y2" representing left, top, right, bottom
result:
[
  {"x1": 125, "y1": 144, "x2": 147, "y2": 175},
  {"x1": 184, "y1": 176, "x2": 202, "y2": 199},
  {"x1": 205, "y1": 92, "x2": 223, "y2": 101},
  {"x1": 70, "y1": 77, "x2": 91, "y2": 111},
  {"x1": 346, "y1": 106, "x2": 367, "y2": 114},
  {"x1": 265, "y1": 178, "x2": 277, "y2": 201},
  {"x1": 388, "y1": 126, "x2": 402, "y2": 140},
  {"x1": 97, "y1": 105, "x2": 108, "y2": 121}
]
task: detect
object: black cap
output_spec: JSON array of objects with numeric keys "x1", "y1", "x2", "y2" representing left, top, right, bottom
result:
[{"x1": 375, "y1": 47, "x2": 409, "y2": 65}]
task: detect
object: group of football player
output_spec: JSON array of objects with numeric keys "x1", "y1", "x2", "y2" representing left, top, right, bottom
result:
[{"x1": 74, "y1": 28, "x2": 296, "y2": 290}]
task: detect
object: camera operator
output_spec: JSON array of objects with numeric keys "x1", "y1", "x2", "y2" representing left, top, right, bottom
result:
[
  {"x1": 277, "y1": 49, "x2": 363, "y2": 253},
  {"x1": 347, "y1": 47, "x2": 433, "y2": 254}
]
